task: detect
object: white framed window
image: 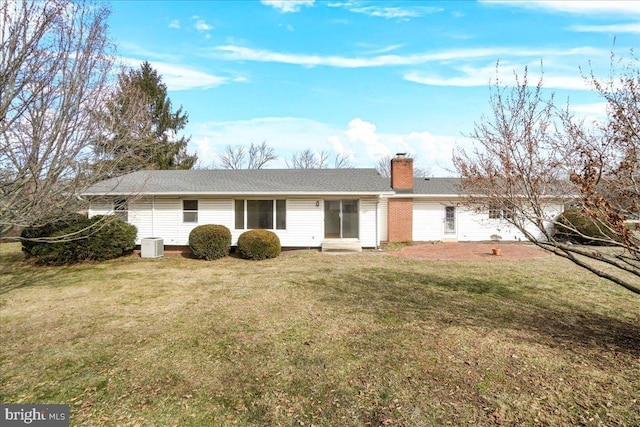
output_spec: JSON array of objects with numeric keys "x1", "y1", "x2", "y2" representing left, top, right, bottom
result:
[
  {"x1": 488, "y1": 205, "x2": 514, "y2": 220},
  {"x1": 235, "y1": 199, "x2": 286, "y2": 230},
  {"x1": 183, "y1": 200, "x2": 198, "y2": 223},
  {"x1": 114, "y1": 199, "x2": 128, "y2": 221}
]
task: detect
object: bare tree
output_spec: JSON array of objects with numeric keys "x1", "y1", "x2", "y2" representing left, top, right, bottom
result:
[
  {"x1": 453, "y1": 58, "x2": 639, "y2": 294},
  {"x1": 333, "y1": 152, "x2": 354, "y2": 169},
  {"x1": 248, "y1": 141, "x2": 278, "y2": 169},
  {"x1": 0, "y1": 0, "x2": 129, "y2": 237},
  {"x1": 376, "y1": 153, "x2": 432, "y2": 177},
  {"x1": 286, "y1": 148, "x2": 326, "y2": 169},
  {"x1": 286, "y1": 148, "x2": 353, "y2": 169},
  {"x1": 216, "y1": 141, "x2": 277, "y2": 169}
]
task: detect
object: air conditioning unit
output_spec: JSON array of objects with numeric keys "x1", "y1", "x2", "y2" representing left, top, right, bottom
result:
[{"x1": 141, "y1": 237, "x2": 164, "y2": 258}]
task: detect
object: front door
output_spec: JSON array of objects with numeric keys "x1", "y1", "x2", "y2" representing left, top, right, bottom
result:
[{"x1": 324, "y1": 200, "x2": 359, "y2": 239}]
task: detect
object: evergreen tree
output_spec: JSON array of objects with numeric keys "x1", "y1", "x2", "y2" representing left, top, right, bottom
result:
[{"x1": 97, "y1": 62, "x2": 197, "y2": 173}]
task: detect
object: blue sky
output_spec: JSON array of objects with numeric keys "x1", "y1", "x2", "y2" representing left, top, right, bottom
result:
[{"x1": 108, "y1": 0, "x2": 640, "y2": 175}]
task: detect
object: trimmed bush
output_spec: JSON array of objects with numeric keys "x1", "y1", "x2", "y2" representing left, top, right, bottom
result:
[
  {"x1": 21, "y1": 215, "x2": 137, "y2": 265},
  {"x1": 237, "y1": 229, "x2": 281, "y2": 260},
  {"x1": 554, "y1": 208, "x2": 619, "y2": 245},
  {"x1": 189, "y1": 224, "x2": 231, "y2": 260}
]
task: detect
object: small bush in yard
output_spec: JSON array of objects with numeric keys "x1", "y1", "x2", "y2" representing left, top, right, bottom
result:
[
  {"x1": 189, "y1": 224, "x2": 231, "y2": 260},
  {"x1": 554, "y1": 208, "x2": 620, "y2": 245},
  {"x1": 237, "y1": 229, "x2": 281, "y2": 260},
  {"x1": 21, "y1": 215, "x2": 137, "y2": 265}
]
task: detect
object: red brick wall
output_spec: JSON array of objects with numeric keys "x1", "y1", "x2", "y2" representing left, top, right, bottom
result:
[
  {"x1": 388, "y1": 156, "x2": 414, "y2": 242},
  {"x1": 390, "y1": 157, "x2": 413, "y2": 190},
  {"x1": 388, "y1": 198, "x2": 413, "y2": 242}
]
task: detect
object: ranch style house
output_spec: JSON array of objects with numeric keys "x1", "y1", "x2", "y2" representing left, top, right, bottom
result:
[{"x1": 82, "y1": 154, "x2": 562, "y2": 251}]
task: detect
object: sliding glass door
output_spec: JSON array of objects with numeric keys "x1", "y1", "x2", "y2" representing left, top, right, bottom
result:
[{"x1": 324, "y1": 200, "x2": 359, "y2": 239}]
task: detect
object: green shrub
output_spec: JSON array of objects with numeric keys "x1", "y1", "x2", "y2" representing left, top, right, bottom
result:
[
  {"x1": 554, "y1": 208, "x2": 619, "y2": 245},
  {"x1": 237, "y1": 229, "x2": 281, "y2": 260},
  {"x1": 189, "y1": 224, "x2": 231, "y2": 260},
  {"x1": 21, "y1": 213, "x2": 88, "y2": 258},
  {"x1": 21, "y1": 215, "x2": 137, "y2": 265}
]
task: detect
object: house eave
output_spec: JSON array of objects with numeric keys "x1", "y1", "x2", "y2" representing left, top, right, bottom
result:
[{"x1": 83, "y1": 191, "x2": 395, "y2": 197}]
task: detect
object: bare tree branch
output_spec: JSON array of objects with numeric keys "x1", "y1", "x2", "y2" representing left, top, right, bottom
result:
[
  {"x1": 453, "y1": 57, "x2": 640, "y2": 294},
  {"x1": 248, "y1": 141, "x2": 278, "y2": 169},
  {"x1": 0, "y1": 0, "x2": 153, "y2": 239},
  {"x1": 216, "y1": 141, "x2": 277, "y2": 169}
]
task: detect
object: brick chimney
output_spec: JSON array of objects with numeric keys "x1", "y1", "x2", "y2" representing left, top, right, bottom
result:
[
  {"x1": 390, "y1": 153, "x2": 413, "y2": 191},
  {"x1": 388, "y1": 153, "x2": 414, "y2": 242}
]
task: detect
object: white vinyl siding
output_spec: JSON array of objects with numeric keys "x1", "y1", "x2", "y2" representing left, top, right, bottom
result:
[
  {"x1": 88, "y1": 200, "x2": 112, "y2": 216},
  {"x1": 413, "y1": 200, "x2": 446, "y2": 241},
  {"x1": 359, "y1": 198, "x2": 379, "y2": 248},
  {"x1": 378, "y1": 197, "x2": 388, "y2": 243},
  {"x1": 128, "y1": 198, "x2": 153, "y2": 244},
  {"x1": 412, "y1": 199, "x2": 563, "y2": 242},
  {"x1": 89, "y1": 195, "x2": 385, "y2": 248},
  {"x1": 279, "y1": 199, "x2": 324, "y2": 247}
]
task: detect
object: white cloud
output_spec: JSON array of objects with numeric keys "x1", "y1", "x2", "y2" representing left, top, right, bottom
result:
[
  {"x1": 481, "y1": 0, "x2": 640, "y2": 16},
  {"x1": 155, "y1": 63, "x2": 226, "y2": 90},
  {"x1": 168, "y1": 19, "x2": 180, "y2": 29},
  {"x1": 190, "y1": 117, "x2": 340, "y2": 167},
  {"x1": 214, "y1": 45, "x2": 605, "y2": 69},
  {"x1": 188, "y1": 116, "x2": 519, "y2": 175},
  {"x1": 119, "y1": 57, "x2": 228, "y2": 91},
  {"x1": 356, "y1": 43, "x2": 405, "y2": 54},
  {"x1": 405, "y1": 61, "x2": 592, "y2": 91},
  {"x1": 193, "y1": 17, "x2": 214, "y2": 32},
  {"x1": 568, "y1": 23, "x2": 640, "y2": 34},
  {"x1": 331, "y1": 118, "x2": 464, "y2": 175},
  {"x1": 569, "y1": 102, "x2": 608, "y2": 124},
  {"x1": 260, "y1": 0, "x2": 314, "y2": 13},
  {"x1": 329, "y1": 2, "x2": 442, "y2": 19},
  {"x1": 404, "y1": 70, "x2": 490, "y2": 88}
]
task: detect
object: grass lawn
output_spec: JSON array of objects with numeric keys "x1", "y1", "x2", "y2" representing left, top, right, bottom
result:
[{"x1": 1, "y1": 243, "x2": 638, "y2": 426}]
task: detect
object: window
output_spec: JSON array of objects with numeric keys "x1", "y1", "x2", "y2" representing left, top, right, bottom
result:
[
  {"x1": 488, "y1": 204, "x2": 513, "y2": 220},
  {"x1": 488, "y1": 205, "x2": 503, "y2": 219},
  {"x1": 114, "y1": 199, "x2": 128, "y2": 222},
  {"x1": 235, "y1": 199, "x2": 286, "y2": 230},
  {"x1": 183, "y1": 200, "x2": 198, "y2": 223},
  {"x1": 276, "y1": 200, "x2": 286, "y2": 230},
  {"x1": 234, "y1": 200, "x2": 244, "y2": 229}
]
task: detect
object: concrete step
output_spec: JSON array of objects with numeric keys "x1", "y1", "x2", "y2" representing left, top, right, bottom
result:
[{"x1": 321, "y1": 239, "x2": 362, "y2": 253}]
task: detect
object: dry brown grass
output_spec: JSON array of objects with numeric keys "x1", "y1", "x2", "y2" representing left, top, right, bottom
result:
[{"x1": 1, "y1": 243, "x2": 639, "y2": 426}]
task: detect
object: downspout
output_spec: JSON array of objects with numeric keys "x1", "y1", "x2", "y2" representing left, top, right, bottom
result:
[
  {"x1": 151, "y1": 196, "x2": 155, "y2": 236},
  {"x1": 375, "y1": 196, "x2": 380, "y2": 249}
]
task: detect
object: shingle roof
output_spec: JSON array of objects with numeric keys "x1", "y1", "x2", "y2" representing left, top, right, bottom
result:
[
  {"x1": 82, "y1": 169, "x2": 395, "y2": 196},
  {"x1": 412, "y1": 177, "x2": 461, "y2": 195}
]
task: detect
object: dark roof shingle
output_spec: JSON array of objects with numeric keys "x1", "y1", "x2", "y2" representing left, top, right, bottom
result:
[{"x1": 83, "y1": 169, "x2": 394, "y2": 195}]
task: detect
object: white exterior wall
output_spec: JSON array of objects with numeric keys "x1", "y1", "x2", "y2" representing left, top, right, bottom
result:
[
  {"x1": 378, "y1": 197, "x2": 388, "y2": 243},
  {"x1": 413, "y1": 200, "x2": 448, "y2": 241},
  {"x1": 412, "y1": 199, "x2": 564, "y2": 242},
  {"x1": 359, "y1": 198, "x2": 380, "y2": 248},
  {"x1": 279, "y1": 199, "x2": 324, "y2": 247},
  {"x1": 129, "y1": 198, "x2": 153, "y2": 243},
  {"x1": 90, "y1": 196, "x2": 383, "y2": 248},
  {"x1": 88, "y1": 200, "x2": 112, "y2": 216}
]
